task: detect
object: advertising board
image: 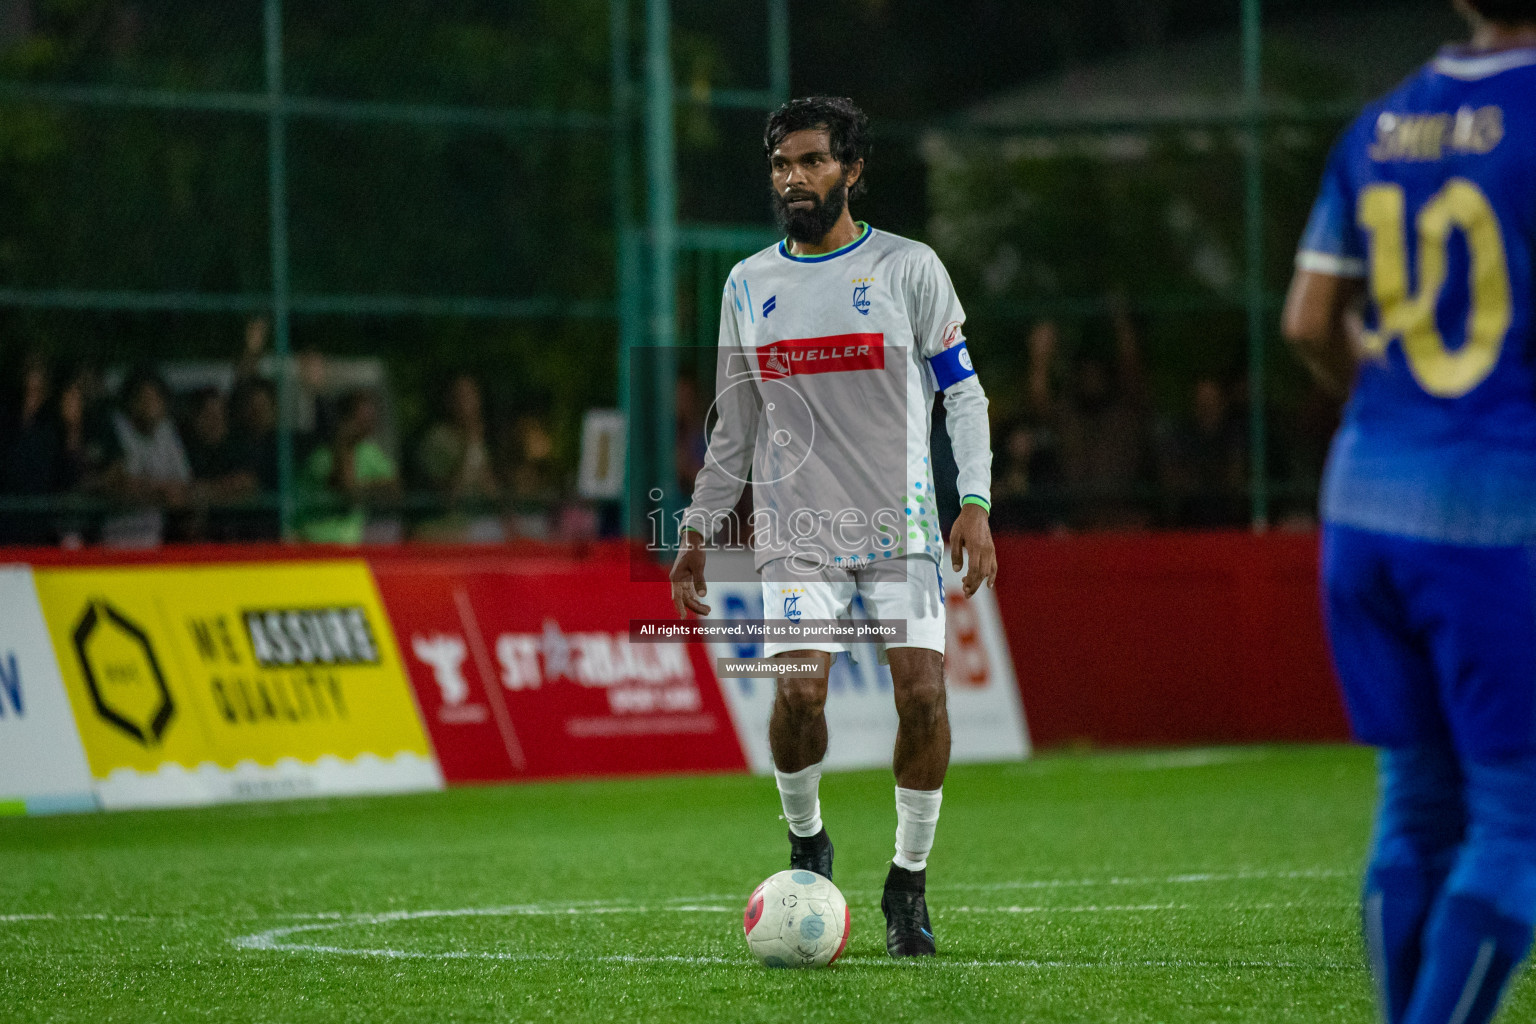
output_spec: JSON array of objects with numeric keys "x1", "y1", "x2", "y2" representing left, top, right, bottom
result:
[
  {"x1": 33, "y1": 561, "x2": 441, "y2": 808},
  {"x1": 0, "y1": 566, "x2": 95, "y2": 815},
  {"x1": 374, "y1": 554, "x2": 749, "y2": 781}
]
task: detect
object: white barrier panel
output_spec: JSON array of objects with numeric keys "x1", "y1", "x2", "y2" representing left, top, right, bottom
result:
[
  {"x1": 0, "y1": 566, "x2": 96, "y2": 815},
  {"x1": 704, "y1": 551, "x2": 1030, "y2": 774}
]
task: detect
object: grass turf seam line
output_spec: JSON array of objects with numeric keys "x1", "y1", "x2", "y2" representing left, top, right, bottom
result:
[{"x1": 1, "y1": 868, "x2": 1357, "y2": 927}]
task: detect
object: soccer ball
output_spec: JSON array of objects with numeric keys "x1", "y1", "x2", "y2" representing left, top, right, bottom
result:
[{"x1": 742, "y1": 869, "x2": 850, "y2": 968}]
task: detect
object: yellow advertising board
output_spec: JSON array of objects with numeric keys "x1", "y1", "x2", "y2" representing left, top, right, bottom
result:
[{"x1": 33, "y1": 560, "x2": 441, "y2": 808}]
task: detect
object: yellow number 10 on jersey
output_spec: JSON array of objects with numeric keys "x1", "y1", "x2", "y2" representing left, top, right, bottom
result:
[{"x1": 1357, "y1": 178, "x2": 1512, "y2": 398}]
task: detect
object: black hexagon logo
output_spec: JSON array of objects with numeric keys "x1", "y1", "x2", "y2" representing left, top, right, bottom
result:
[{"x1": 73, "y1": 600, "x2": 175, "y2": 746}]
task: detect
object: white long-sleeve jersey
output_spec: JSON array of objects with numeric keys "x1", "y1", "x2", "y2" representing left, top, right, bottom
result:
[{"x1": 681, "y1": 223, "x2": 992, "y2": 572}]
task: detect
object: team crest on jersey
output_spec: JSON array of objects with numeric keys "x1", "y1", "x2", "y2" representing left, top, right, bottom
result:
[
  {"x1": 781, "y1": 588, "x2": 804, "y2": 623},
  {"x1": 852, "y1": 277, "x2": 873, "y2": 316}
]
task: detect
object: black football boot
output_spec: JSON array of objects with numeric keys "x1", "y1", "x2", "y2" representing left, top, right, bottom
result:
[
  {"x1": 787, "y1": 827, "x2": 834, "y2": 881},
  {"x1": 882, "y1": 862, "x2": 936, "y2": 957}
]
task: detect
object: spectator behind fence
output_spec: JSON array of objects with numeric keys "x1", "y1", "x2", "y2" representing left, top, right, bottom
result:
[
  {"x1": 415, "y1": 375, "x2": 499, "y2": 501},
  {"x1": 242, "y1": 315, "x2": 333, "y2": 460},
  {"x1": 991, "y1": 322, "x2": 1068, "y2": 532},
  {"x1": 184, "y1": 387, "x2": 239, "y2": 483},
  {"x1": 412, "y1": 374, "x2": 503, "y2": 542},
  {"x1": 1160, "y1": 375, "x2": 1247, "y2": 529},
  {"x1": 223, "y1": 377, "x2": 282, "y2": 541},
  {"x1": 0, "y1": 351, "x2": 64, "y2": 543},
  {"x1": 228, "y1": 378, "x2": 280, "y2": 493},
  {"x1": 107, "y1": 367, "x2": 191, "y2": 495},
  {"x1": 53, "y1": 366, "x2": 99, "y2": 493},
  {"x1": 98, "y1": 366, "x2": 190, "y2": 546},
  {"x1": 992, "y1": 419, "x2": 1066, "y2": 533},
  {"x1": 1058, "y1": 304, "x2": 1155, "y2": 531},
  {"x1": 300, "y1": 388, "x2": 399, "y2": 544},
  {"x1": 1, "y1": 351, "x2": 60, "y2": 493},
  {"x1": 496, "y1": 412, "x2": 560, "y2": 539}
]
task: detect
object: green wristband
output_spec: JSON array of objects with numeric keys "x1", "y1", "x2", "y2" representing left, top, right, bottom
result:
[{"x1": 960, "y1": 495, "x2": 991, "y2": 513}]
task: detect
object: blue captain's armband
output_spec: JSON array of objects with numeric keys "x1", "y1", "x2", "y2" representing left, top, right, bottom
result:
[{"x1": 928, "y1": 342, "x2": 977, "y2": 391}]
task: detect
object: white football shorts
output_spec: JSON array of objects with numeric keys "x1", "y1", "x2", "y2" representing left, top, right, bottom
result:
[{"x1": 760, "y1": 556, "x2": 946, "y2": 662}]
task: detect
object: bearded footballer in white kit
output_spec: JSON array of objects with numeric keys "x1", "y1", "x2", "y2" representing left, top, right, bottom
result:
[{"x1": 670, "y1": 96, "x2": 997, "y2": 958}]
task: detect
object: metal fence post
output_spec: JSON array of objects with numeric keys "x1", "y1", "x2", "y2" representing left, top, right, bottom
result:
[
  {"x1": 611, "y1": 0, "x2": 642, "y2": 539},
  {"x1": 768, "y1": 0, "x2": 790, "y2": 104},
  {"x1": 1242, "y1": 0, "x2": 1268, "y2": 530},
  {"x1": 645, "y1": 0, "x2": 678, "y2": 535},
  {"x1": 264, "y1": 0, "x2": 295, "y2": 540}
]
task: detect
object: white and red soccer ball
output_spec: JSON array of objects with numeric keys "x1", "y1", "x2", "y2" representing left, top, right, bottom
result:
[{"x1": 743, "y1": 869, "x2": 850, "y2": 968}]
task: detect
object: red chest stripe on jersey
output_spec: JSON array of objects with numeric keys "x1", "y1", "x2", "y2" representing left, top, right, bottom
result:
[{"x1": 757, "y1": 334, "x2": 885, "y2": 377}]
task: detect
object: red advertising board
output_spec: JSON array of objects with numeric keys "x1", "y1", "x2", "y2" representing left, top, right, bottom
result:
[
  {"x1": 992, "y1": 530, "x2": 1350, "y2": 749},
  {"x1": 371, "y1": 552, "x2": 748, "y2": 782}
]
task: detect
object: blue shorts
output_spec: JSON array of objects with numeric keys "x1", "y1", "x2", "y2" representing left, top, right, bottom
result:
[{"x1": 1322, "y1": 524, "x2": 1536, "y2": 760}]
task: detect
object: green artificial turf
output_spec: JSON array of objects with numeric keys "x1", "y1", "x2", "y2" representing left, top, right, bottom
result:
[{"x1": 2, "y1": 745, "x2": 1532, "y2": 1023}]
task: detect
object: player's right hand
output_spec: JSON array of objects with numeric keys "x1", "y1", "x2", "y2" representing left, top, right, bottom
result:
[{"x1": 670, "y1": 531, "x2": 711, "y2": 617}]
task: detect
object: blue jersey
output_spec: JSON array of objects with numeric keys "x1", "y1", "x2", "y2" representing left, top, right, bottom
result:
[{"x1": 1298, "y1": 46, "x2": 1536, "y2": 545}]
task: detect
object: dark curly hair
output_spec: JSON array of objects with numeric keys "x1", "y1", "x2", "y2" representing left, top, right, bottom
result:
[
  {"x1": 1463, "y1": 0, "x2": 1536, "y2": 22},
  {"x1": 763, "y1": 96, "x2": 870, "y2": 198}
]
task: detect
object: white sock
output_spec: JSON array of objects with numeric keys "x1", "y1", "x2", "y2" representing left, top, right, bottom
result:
[
  {"x1": 774, "y1": 762, "x2": 824, "y2": 837},
  {"x1": 893, "y1": 786, "x2": 943, "y2": 871}
]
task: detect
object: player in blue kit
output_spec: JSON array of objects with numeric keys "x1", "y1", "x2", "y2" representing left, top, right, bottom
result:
[{"x1": 1283, "y1": 2, "x2": 1536, "y2": 1021}]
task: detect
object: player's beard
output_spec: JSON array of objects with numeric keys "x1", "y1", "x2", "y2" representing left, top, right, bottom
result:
[{"x1": 772, "y1": 175, "x2": 850, "y2": 244}]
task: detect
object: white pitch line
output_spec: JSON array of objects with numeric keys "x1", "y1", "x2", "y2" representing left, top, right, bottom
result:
[
  {"x1": 230, "y1": 905, "x2": 738, "y2": 955},
  {"x1": 231, "y1": 928, "x2": 1350, "y2": 973},
  {"x1": 229, "y1": 901, "x2": 1360, "y2": 971}
]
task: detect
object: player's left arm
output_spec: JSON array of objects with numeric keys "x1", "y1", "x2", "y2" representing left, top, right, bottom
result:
[
  {"x1": 912, "y1": 248, "x2": 997, "y2": 597},
  {"x1": 1282, "y1": 127, "x2": 1369, "y2": 397},
  {"x1": 943, "y1": 379, "x2": 997, "y2": 597},
  {"x1": 1282, "y1": 269, "x2": 1365, "y2": 397}
]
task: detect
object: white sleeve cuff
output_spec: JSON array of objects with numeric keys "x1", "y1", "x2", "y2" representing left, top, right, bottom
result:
[{"x1": 1296, "y1": 250, "x2": 1367, "y2": 278}]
